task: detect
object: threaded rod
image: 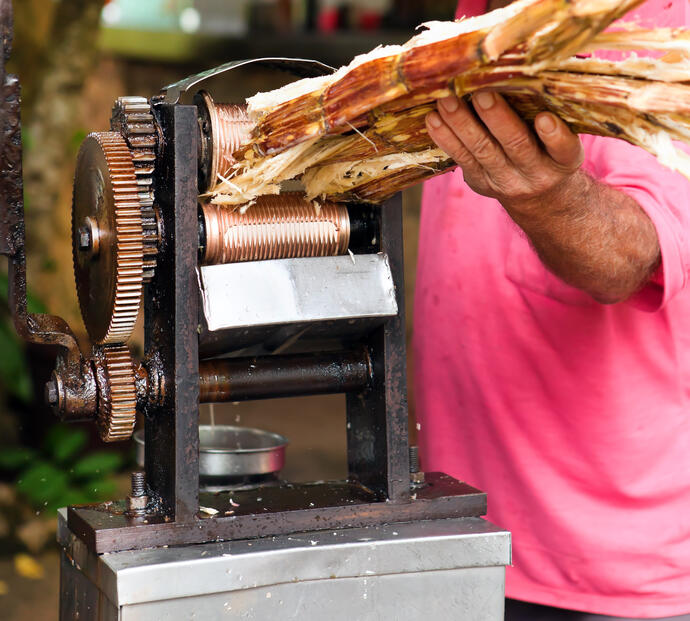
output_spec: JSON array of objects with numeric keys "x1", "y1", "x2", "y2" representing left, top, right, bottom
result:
[
  {"x1": 409, "y1": 446, "x2": 420, "y2": 474},
  {"x1": 131, "y1": 471, "x2": 146, "y2": 497}
]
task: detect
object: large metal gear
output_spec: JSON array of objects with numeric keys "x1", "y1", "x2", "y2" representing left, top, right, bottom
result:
[
  {"x1": 110, "y1": 96, "x2": 159, "y2": 282},
  {"x1": 72, "y1": 132, "x2": 144, "y2": 344},
  {"x1": 94, "y1": 345, "x2": 137, "y2": 442}
]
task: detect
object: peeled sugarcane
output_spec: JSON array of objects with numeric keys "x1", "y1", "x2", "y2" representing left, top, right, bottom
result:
[{"x1": 204, "y1": 0, "x2": 690, "y2": 209}]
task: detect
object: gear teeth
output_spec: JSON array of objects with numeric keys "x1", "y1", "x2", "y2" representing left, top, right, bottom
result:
[
  {"x1": 111, "y1": 96, "x2": 158, "y2": 282},
  {"x1": 97, "y1": 345, "x2": 137, "y2": 442},
  {"x1": 103, "y1": 133, "x2": 144, "y2": 344},
  {"x1": 74, "y1": 132, "x2": 145, "y2": 344}
]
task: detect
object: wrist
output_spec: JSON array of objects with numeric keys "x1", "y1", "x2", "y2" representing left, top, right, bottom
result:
[{"x1": 501, "y1": 170, "x2": 589, "y2": 222}]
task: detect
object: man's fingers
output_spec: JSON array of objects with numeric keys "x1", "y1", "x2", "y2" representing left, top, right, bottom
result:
[
  {"x1": 471, "y1": 91, "x2": 541, "y2": 170},
  {"x1": 436, "y1": 95, "x2": 509, "y2": 170},
  {"x1": 426, "y1": 111, "x2": 483, "y2": 177},
  {"x1": 534, "y1": 112, "x2": 584, "y2": 170}
]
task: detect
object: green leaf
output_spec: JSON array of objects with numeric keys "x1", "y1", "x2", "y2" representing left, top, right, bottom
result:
[
  {"x1": 41, "y1": 258, "x2": 57, "y2": 273},
  {"x1": 72, "y1": 452, "x2": 123, "y2": 478},
  {"x1": 43, "y1": 426, "x2": 88, "y2": 464},
  {"x1": 0, "y1": 272, "x2": 8, "y2": 304},
  {"x1": 0, "y1": 321, "x2": 33, "y2": 402},
  {"x1": 26, "y1": 288, "x2": 46, "y2": 314},
  {"x1": 16, "y1": 461, "x2": 70, "y2": 507},
  {"x1": 13, "y1": 372, "x2": 32, "y2": 403},
  {"x1": 21, "y1": 127, "x2": 33, "y2": 152},
  {"x1": 0, "y1": 272, "x2": 45, "y2": 313},
  {"x1": 44, "y1": 488, "x2": 94, "y2": 513},
  {"x1": 0, "y1": 446, "x2": 38, "y2": 471},
  {"x1": 83, "y1": 478, "x2": 118, "y2": 501},
  {"x1": 70, "y1": 129, "x2": 88, "y2": 154}
]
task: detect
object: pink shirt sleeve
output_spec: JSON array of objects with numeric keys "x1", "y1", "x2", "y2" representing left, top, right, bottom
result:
[
  {"x1": 456, "y1": 0, "x2": 686, "y2": 23},
  {"x1": 581, "y1": 0, "x2": 690, "y2": 311},
  {"x1": 583, "y1": 135, "x2": 690, "y2": 311},
  {"x1": 454, "y1": 0, "x2": 488, "y2": 18}
]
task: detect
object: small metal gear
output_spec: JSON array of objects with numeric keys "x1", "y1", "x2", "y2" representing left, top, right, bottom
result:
[
  {"x1": 94, "y1": 345, "x2": 137, "y2": 442},
  {"x1": 72, "y1": 132, "x2": 144, "y2": 344},
  {"x1": 110, "y1": 96, "x2": 159, "y2": 282}
]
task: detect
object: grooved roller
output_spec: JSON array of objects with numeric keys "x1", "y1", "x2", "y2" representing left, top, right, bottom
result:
[{"x1": 200, "y1": 192, "x2": 350, "y2": 265}]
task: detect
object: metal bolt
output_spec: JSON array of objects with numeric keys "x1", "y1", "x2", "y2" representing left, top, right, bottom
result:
[
  {"x1": 78, "y1": 226, "x2": 92, "y2": 251},
  {"x1": 45, "y1": 379, "x2": 58, "y2": 406},
  {"x1": 44, "y1": 371, "x2": 63, "y2": 411},
  {"x1": 126, "y1": 471, "x2": 148, "y2": 517},
  {"x1": 409, "y1": 445, "x2": 425, "y2": 487},
  {"x1": 131, "y1": 471, "x2": 146, "y2": 497},
  {"x1": 409, "y1": 445, "x2": 420, "y2": 474},
  {"x1": 78, "y1": 219, "x2": 100, "y2": 257}
]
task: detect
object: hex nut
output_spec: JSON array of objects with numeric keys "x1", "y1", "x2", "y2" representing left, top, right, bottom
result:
[
  {"x1": 44, "y1": 371, "x2": 64, "y2": 411},
  {"x1": 126, "y1": 494, "x2": 148, "y2": 516},
  {"x1": 410, "y1": 472, "x2": 426, "y2": 486},
  {"x1": 45, "y1": 379, "x2": 58, "y2": 406},
  {"x1": 78, "y1": 227, "x2": 91, "y2": 251}
]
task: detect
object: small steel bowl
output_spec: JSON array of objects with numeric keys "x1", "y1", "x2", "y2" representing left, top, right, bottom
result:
[{"x1": 134, "y1": 425, "x2": 288, "y2": 478}]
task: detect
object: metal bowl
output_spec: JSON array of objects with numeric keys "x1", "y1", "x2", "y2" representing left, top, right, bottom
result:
[{"x1": 134, "y1": 425, "x2": 288, "y2": 478}]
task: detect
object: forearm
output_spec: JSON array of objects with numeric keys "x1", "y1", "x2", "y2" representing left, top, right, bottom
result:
[
  {"x1": 503, "y1": 170, "x2": 661, "y2": 304},
  {"x1": 425, "y1": 91, "x2": 663, "y2": 304}
]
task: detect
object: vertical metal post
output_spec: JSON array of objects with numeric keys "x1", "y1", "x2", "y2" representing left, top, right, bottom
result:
[
  {"x1": 144, "y1": 103, "x2": 199, "y2": 521},
  {"x1": 0, "y1": 0, "x2": 16, "y2": 257},
  {"x1": 346, "y1": 194, "x2": 410, "y2": 502}
]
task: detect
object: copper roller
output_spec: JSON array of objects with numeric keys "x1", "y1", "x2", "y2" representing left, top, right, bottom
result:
[
  {"x1": 195, "y1": 91, "x2": 254, "y2": 193},
  {"x1": 200, "y1": 192, "x2": 350, "y2": 265}
]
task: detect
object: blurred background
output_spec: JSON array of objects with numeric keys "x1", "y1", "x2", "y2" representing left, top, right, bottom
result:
[{"x1": 1, "y1": 0, "x2": 456, "y2": 617}]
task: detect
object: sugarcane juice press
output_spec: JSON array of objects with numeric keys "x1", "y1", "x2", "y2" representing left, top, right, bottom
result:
[{"x1": 0, "y1": 19, "x2": 510, "y2": 620}]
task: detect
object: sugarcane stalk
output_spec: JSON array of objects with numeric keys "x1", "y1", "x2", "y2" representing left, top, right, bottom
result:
[{"x1": 206, "y1": 0, "x2": 690, "y2": 209}]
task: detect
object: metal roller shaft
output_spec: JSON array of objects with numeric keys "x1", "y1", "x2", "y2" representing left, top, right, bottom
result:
[
  {"x1": 200, "y1": 192, "x2": 350, "y2": 265},
  {"x1": 198, "y1": 350, "x2": 372, "y2": 403}
]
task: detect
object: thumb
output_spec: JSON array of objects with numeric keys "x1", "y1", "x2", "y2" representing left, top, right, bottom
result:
[{"x1": 534, "y1": 112, "x2": 584, "y2": 170}]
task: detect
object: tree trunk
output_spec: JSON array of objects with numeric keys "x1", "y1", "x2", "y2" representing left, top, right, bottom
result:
[{"x1": 15, "y1": 0, "x2": 104, "y2": 322}]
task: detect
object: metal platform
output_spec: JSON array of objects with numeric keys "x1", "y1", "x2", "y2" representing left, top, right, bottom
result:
[
  {"x1": 67, "y1": 473, "x2": 486, "y2": 553},
  {"x1": 59, "y1": 511, "x2": 511, "y2": 621}
]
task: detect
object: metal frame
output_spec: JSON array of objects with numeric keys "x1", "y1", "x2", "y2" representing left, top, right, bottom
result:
[
  {"x1": 143, "y1": 103, "x2": 201, "y2": 521},
  {"x1": 65, "y1": 105, "x2": 487, "y2": 553},
  {"x1": 346, "y1": 194, "x2": 410, "y2": 501}
]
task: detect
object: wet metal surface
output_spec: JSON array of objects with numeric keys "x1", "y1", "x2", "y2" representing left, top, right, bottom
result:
[
  {"x1": 347, "y1": 194, "x2": 410, "y2": 501},
  {"x1": 143, "y1": 103, "x2": 200, "y2": 521},
  {"x1": 198, "y1": 349, "x2": 372, "y2": 402},
  {"x1": 67, "y1": 473, "x2": 487, "y2": 553}
]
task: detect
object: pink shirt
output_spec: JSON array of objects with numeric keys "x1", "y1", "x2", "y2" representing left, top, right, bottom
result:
[{"x1": 414, "y1": 0, "x2": 690, "y2": 617}]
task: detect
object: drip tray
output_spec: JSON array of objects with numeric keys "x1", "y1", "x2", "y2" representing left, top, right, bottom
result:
[{"x1": 134, "y1": 425, "x2": 288, "y2": 491}]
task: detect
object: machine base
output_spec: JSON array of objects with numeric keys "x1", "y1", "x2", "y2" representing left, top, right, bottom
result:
[
  {"x1": 67, "y1": 473, "x2": 487, "y2": 553},
  {"x1": 59, "y1": 511, "x2": 510, "y2": 621}
]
